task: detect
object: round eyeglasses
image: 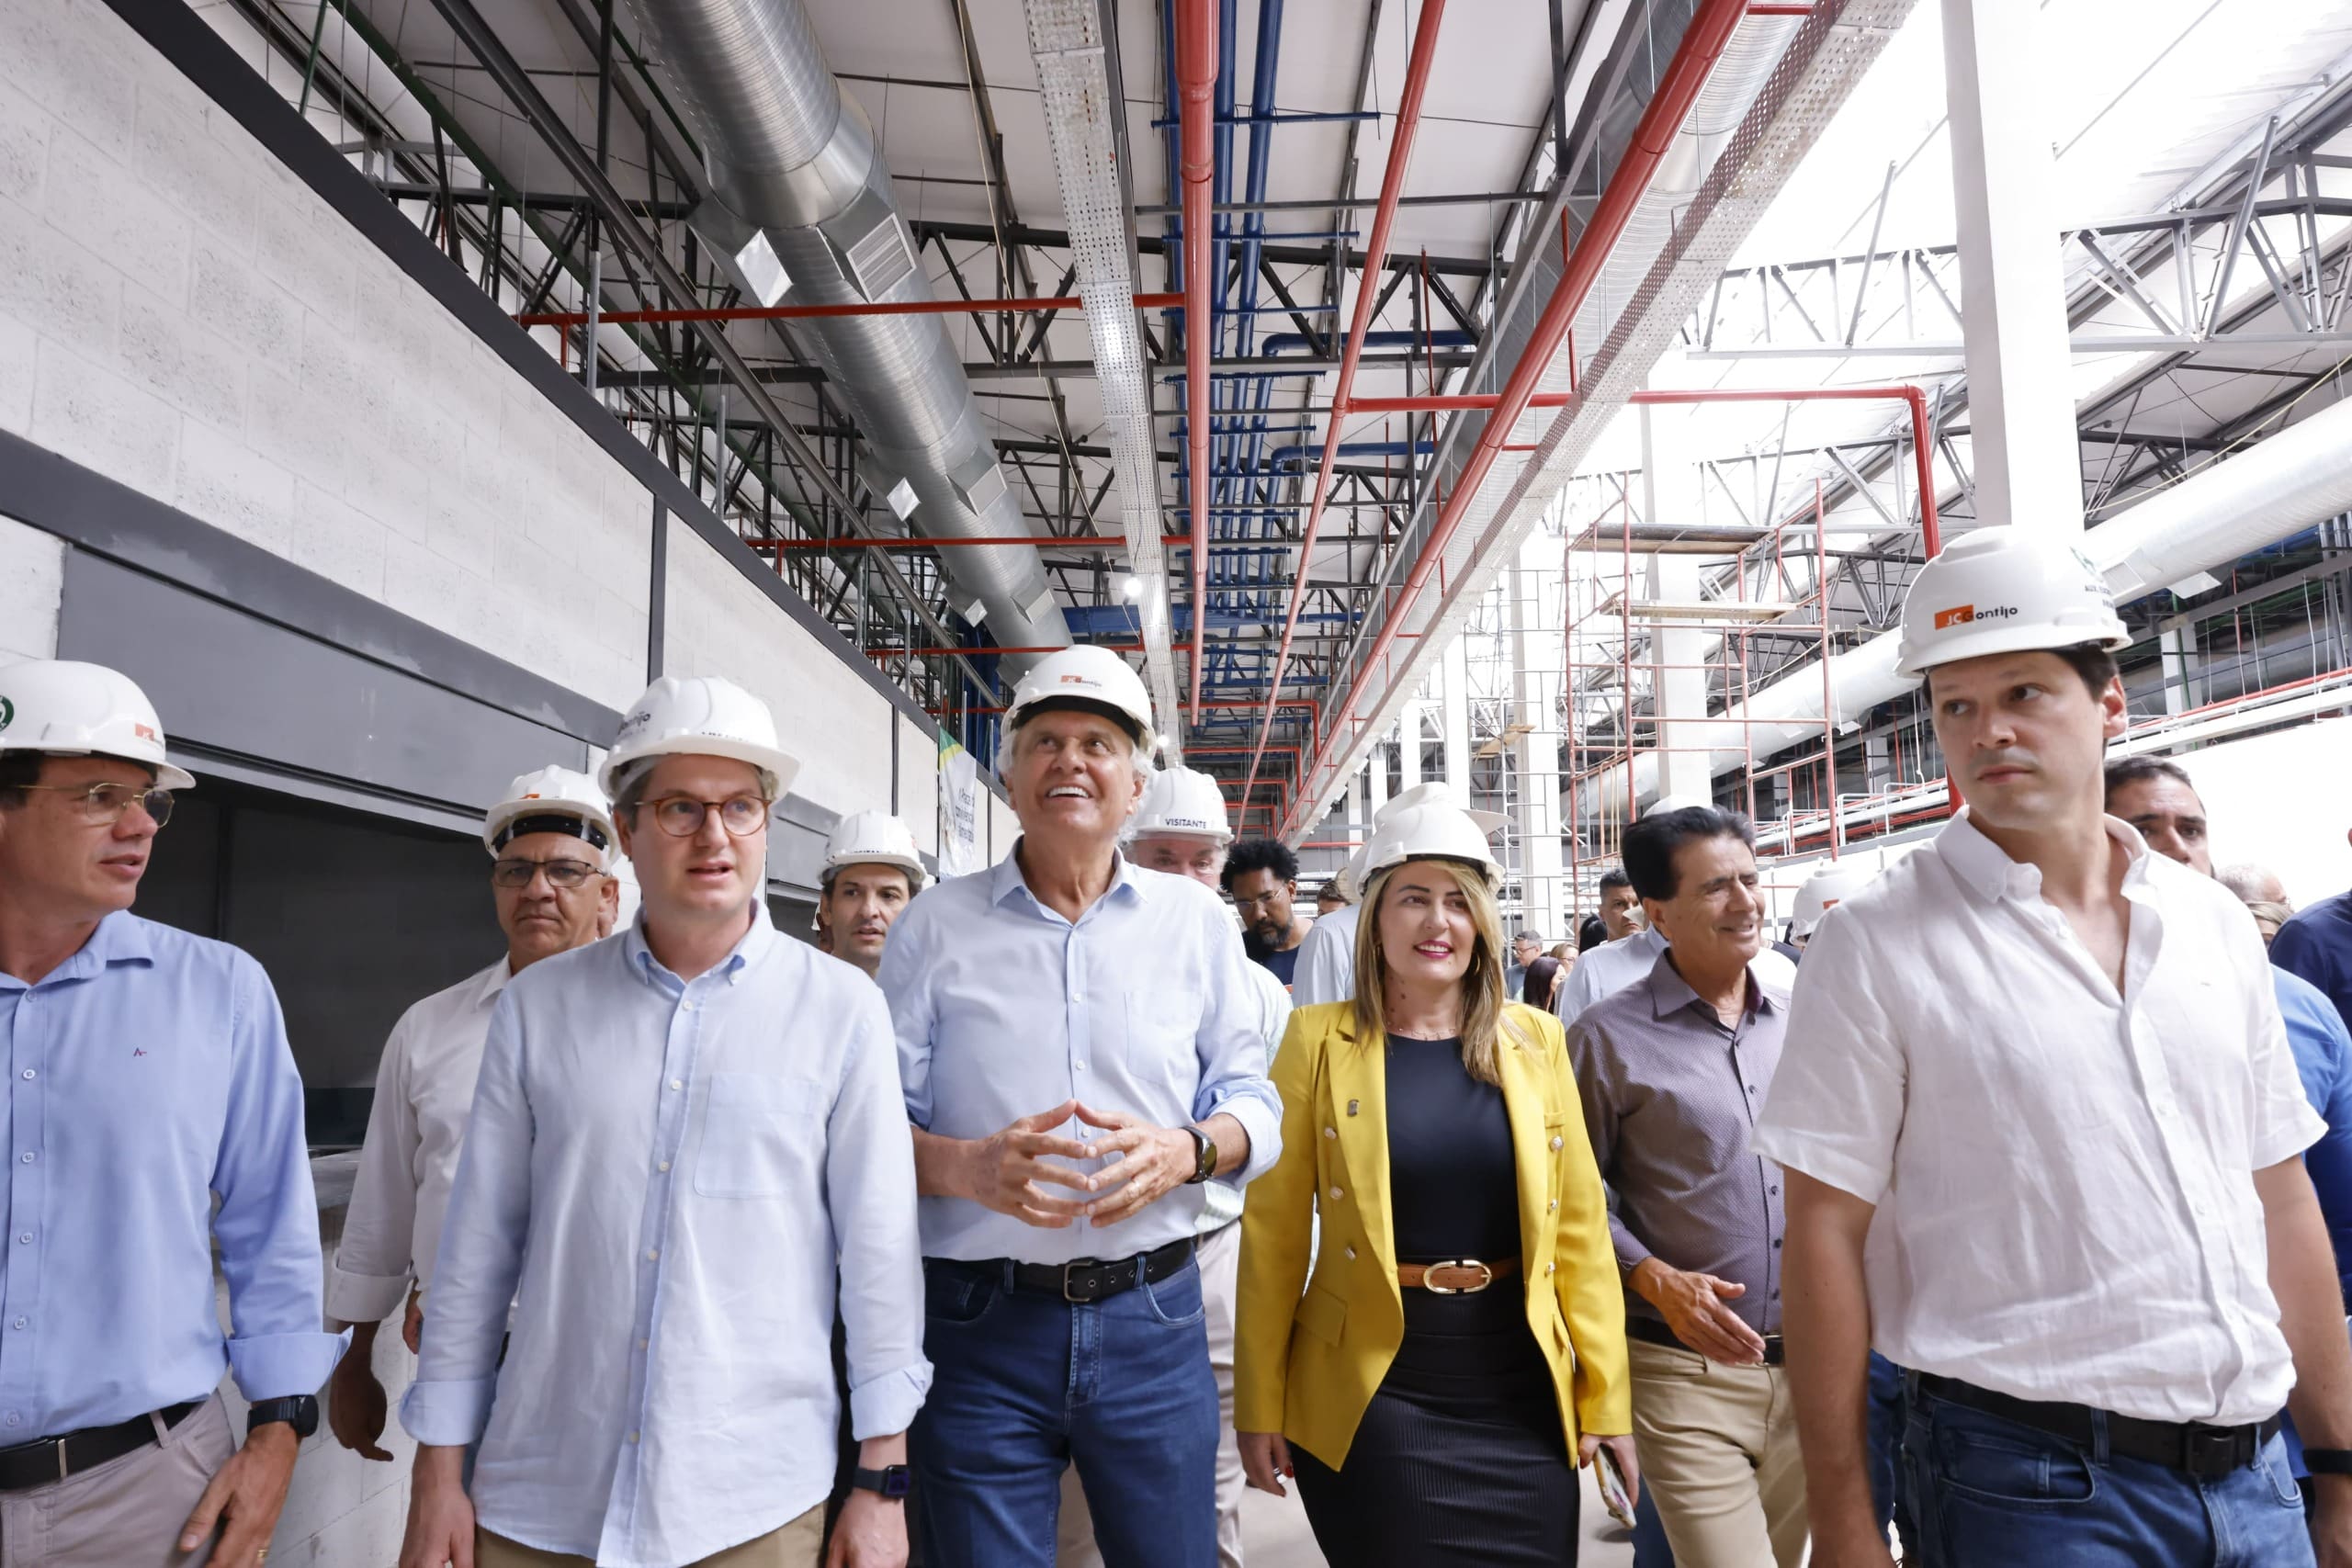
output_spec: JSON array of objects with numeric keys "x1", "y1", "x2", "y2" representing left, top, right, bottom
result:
[
  {"x1": 17, "y1": 781, "x2": 175, "y2": 829},
  {"x1": 639, "y1": 795, "x2": 772, "y2": 838}
]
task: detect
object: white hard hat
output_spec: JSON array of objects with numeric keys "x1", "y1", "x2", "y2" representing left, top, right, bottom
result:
[
  {"x1": 1361, "y1": 801, "x2": 1502, "y2": 889},
  {"x1": 1379, "y1": 780, "x2": 1506, "y2": 834},
  {"x1": 599, "y1": 675, "x2": 799, "y2": 803},
  {"x1": 1334, "y1": 843, "x2": 1371, "y2": 904},
  {"x1": 1790, "y1": 858, "x2": 1877, "y2": 937},
  {"x1": 483, "y1": 766, "x2": 619, "y2": 867},
  {"x1": 1005, "y1": 646, "x2": 1157, "y2": 756},
  {"x1": 1127, "y1": 766, "x2": 1232, "y2": 844},
  {"x1": 1894, "y1": 529, "x2": 2130, "y2": 679},
  {"x1": 0, "y1": 660, "x2": 195, "y2": 790},
  {"x1": 823, "y1": 809, "x2": 928, "y2": 887}
]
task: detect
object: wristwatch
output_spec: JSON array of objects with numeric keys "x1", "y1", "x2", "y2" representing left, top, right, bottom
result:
[
  {"x1": 2306, "y1": 1449, "x2": 2352, "y2": 1475},
  {"x1": 247, "y1": 1395, "x2": 320, "y2": 1439},
  {"x1": 851, "y1": 1464, "x2": 913, "y2": 1500},
  {"x1": 1183, "y1": 1124, "x2": 1217, "y2": 1184}
]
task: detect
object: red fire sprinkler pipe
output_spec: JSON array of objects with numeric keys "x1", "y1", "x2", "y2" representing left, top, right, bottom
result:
[
  {"x1": 1177, "y1": 0, "x2": 1219, "y2": 728},
  {"x1": 1238, "y1": 0, "x2": 1449, "y2": 811},
  {"x1": 1282, "y1": 0, "x2": 1754, "y2": 837}
]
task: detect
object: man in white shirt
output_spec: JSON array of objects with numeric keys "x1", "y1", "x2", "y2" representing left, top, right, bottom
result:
[
  {"x1": 880, "y1": 648, "x2": 1281, "y2": 1568},
  {"x1": 326, "y1": 767, "x2": 619, "y2": 1462},
  {"x1": 399, "y1": 676, "x2": 928, "y2": 1568},
  {"x1": 1056, "y1": 765, "x2": 1291, "y2": 1568},
  {"x1": 1758, "y1": 529, "x2": 2352, "y2": 1568}
]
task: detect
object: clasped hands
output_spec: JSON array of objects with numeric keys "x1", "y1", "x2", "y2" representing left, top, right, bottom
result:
[{"x1": 963, "y1": 1100, "x2": 1200, "y2": 1228}]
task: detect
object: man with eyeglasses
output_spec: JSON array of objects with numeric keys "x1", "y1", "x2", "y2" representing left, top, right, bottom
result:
[
  {"x1": 0, "y1": 659, "x2": 345, "y2": 1568},
  {"x1": 1221, "y1": 840, "x2": 1311, "y2": 988},
  {"x1": 400, "y1": 675, "x2": 927, "y2": 1568},
  {"x1": 324, "y1": 767, "x2": 619, "y2": 1466}
]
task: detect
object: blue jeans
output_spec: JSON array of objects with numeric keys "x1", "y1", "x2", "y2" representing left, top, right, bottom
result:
[
  {"x1": 1900, "y1": 1382, "x2": 2312, "y2": 1567},
  {"x1": 912, "y1": 1255, "x2": 1218, "y2": 1568}
]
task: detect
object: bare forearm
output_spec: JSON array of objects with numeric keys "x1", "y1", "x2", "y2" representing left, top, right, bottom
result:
[
  {"x1": 1782, "y1": 1192, "x2": 1882, "y2": 1552},
  {"x1": 856, "y1": 1431, "x2": 909, "y2": 1468},
  {"x1": 910, "y1": 1127, "x2": 975, "y2": 1201},
  {"x1": 2267, "y1": 1163, "x2": 2352, "y2": 1449}
]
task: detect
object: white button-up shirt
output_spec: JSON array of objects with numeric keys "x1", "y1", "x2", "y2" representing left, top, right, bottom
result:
[
  {"x1": 326, "y1": 959, "x2": 507, "y2": 1324},
  {"x1": 880, "y1": 845, "x2": 1283, "y2": 1264},
  {"x1": 1754, "y1": 809, "x2": 2324, "y2": 1426},
  {"x1": 1199, "y1": 964, "x2": 1293, "y2": 1234},
  {"x1": 1289, "y1": 902, "x2": 1359, "y2": 1009},
  {"x1": 401, "y1": 909, "x2": 929, "y2": 1568},
  {"x1": 1555, "y1": 926, "x2": 1794, "y2": 1024}
]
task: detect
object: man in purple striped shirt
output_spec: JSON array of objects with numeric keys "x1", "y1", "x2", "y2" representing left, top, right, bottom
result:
[{"x1": 1567, "y1": 804, "x2": 1806, "y2": 1568}]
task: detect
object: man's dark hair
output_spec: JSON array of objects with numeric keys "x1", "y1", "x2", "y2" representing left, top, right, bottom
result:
[
  {"x1": 1597, "y1": 867, "x2": 1633, "y2": 897},
  {"x1": 2102, "y1": 754, "x2": 2194, "y2": 804},
  {"x1": 1577, "y1": 914, "x2": 1610, "y2": 952},
  {"x1": 0, "y1": 750, "x2": 41, "y2": 807},
  {"x1": 1219, "y1": 838, "x2": 1298, "y2": 893},
  {"x1": 1927, "y1": 640, "x2": 2120, "y2": 703},
  {"x1": 1622, "y1": 806, "x2": 1758, "y2": 903}
]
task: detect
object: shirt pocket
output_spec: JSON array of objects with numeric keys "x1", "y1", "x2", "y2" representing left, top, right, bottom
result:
[
  {"x1": 1121, "y1": 989, "x2": 1204, "y2": 1090},
  {"x1": 694, "y1": 1073, "x2": 826, "y2": 1199}
]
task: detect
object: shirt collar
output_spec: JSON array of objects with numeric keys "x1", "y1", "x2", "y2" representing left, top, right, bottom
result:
[
  {"x1": 989, "y1": 838, "x2": 1148, "y2": 915},
  {"x1": 623, "y1": 901, "x2": 776, "y2": 990},
  {"x1": 1936, "y1": 805, "x2": 2154, "y2": 905},
  {"x1": 2, "y1": 912, "x2": 153, "y2": 994},
  {"x1": 476, "y1": 958, "x2": 514, "y2": 1009},
  {"x1": 1646, "y1": 946, "x2": 1776, "y2": 1023}
]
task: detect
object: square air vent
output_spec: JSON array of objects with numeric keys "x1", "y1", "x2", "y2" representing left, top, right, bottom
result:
[
  {"x1": 949, "y1": 454, "x2": 1010, "y2": 517},
  {"x1": 828, "y1": 214, "x2": 917, "y2": 301}
]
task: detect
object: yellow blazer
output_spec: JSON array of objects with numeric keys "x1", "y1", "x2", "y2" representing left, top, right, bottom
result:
[{"x1": 1233, "y1": 999, "x2": 1631, "y2": 1468}]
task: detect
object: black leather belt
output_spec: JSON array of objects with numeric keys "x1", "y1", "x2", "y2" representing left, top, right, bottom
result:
[
  {"x1": 1912, "y1": 1373, "x2": 2279, "y2": 1481},
  {"x1": 1624, "y1": 1314, "x2": 1785, "y2": 1366},
  {"x1": 0, "y1": 1401, "x2": 202, "y2": 1493},
  {"x1": 934, "y1": 1237, "x2": 1195, "y2": 1304}
]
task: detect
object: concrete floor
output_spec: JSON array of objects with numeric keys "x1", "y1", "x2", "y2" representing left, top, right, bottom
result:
[{"x1": 1236, "y1": 1465, "x2": 1637, "y2": 1566}]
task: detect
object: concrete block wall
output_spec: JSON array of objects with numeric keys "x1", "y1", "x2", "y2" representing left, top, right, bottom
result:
[{"x1": 0, "y1": 514, "x2": 63, "y2": 661}]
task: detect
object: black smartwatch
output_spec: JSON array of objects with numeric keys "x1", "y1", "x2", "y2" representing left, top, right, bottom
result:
[
  {"x1": 2307, "y1": 1449, "x2": 2352, "y2": 1475},
  {"x1": 851, "y1": 1464, "x2": 912, "y2": 1500},
  {"x1": 1183, "y1": 1124, "x2": 1217, "y2": 1184},
  {"x1": 247, "y1": 1394, "x2": 320, "y2": 1439}
]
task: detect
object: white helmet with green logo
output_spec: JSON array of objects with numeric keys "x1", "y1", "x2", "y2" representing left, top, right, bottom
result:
[{"x1": 0, "y1": 660, "x2": 196, "y2": 790}]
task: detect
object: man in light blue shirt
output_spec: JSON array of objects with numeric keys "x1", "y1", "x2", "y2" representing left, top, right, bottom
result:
[
  {"x1": 880, "y1": 648, "x2": 1281, "y2": 1568},
  {"x1": 0, "y1": 659, "x2": 344, "y2": 1568},
  {"x1": 400, "y1": 676, "x2": 928, "y2": 1568}
]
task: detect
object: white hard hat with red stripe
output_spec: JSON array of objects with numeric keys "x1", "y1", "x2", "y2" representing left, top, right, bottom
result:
[
  {"x1": 0, "y1": 660, "x2": 195, "y2": 790},
  {"x1": 1894, "y1": 529, "x2": 2130, "y2": 679},
  {"x1": 599, "y1": 675, "x2": 800, "y2": 803},
  {"x1": 1004, "y1": 646, "x2": 1158, "y2": 755}
]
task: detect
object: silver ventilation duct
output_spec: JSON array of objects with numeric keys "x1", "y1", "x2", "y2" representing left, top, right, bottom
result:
[{"x1": 623, "y1": 0, "x2": 1070, "y2": 671}]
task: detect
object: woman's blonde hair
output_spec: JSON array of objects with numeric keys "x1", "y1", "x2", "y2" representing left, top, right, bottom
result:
[{"x1": 1351, "y1": 857, "x2": 1532, "y2": 1086}]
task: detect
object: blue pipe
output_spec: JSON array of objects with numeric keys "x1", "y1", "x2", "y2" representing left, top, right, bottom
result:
[
  {"x1": 1147, "y1": 109, "x2": 1382, "y2": 129},
  {"x1": 1266, "y1": 440, "x2": 1435, "y2": 468},
  {"x1": 1261, "y1": 328, "x2": 1475, "y2": 355}
]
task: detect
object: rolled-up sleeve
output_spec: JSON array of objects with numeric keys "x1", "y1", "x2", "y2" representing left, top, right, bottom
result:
[
  {"x1": 324, "y1": 1010, "x2": 423, "y2": 1325},
  {"x1": 1751, "y1": 909, "x2": 1905, "y2": 1203},
  {"x1": 213, "y1": 956, "x2": 348, "y2": 1400},
  {"x1": 876, "y1": 899, "x2": 939, "y2": 1131},
  {"x1": 401, "y1": 996, "x2": 532, "y2": 1447},
  {"x1": 829, "y1": 986, "x2": 933, "y2": 1438},
  {"x1": 1193, "y1": 909, "x2": 1283, "y2": 1187}
]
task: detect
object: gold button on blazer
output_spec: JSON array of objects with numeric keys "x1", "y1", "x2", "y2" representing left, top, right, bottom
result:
[{"x1": 1232, "y1": 1000, "x2": 1632, "y2": 1468}]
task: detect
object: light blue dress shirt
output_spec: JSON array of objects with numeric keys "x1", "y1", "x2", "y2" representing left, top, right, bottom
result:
[
  {"x1": 401, "y1": 908, "x2": 930, "y2": 1568},
  {"x1": 880, "y1": 844, "x2": 1283, "y2": 1264},
  {"x1": 0, "y1": 912, "x2": 343, "y2": 1436}
]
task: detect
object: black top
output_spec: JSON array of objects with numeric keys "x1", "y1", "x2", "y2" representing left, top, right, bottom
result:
[
  {"x1": 1252, "y1": 943, "x2": 1300, "y2": 985},
  {"x1": 1385, "y1": 1034, "x2": 1521, "y2": 1265}
]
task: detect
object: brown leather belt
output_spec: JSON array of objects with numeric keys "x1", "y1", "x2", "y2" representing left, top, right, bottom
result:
[{"x1": 1396, "y1": 1258, "x2": 1520, "y2": 1294}]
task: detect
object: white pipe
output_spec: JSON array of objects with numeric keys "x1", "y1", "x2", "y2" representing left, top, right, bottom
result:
[{"x1": 1599, "y1": 391, "x2": 2352, "y2": 811}]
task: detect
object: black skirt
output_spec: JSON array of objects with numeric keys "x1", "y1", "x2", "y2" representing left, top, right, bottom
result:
[{"x1": 1291, "y1": 1286, "x2": 1579, "y2": 1566}]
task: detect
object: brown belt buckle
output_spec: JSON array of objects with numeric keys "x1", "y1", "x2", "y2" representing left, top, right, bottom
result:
[{"x1": 1421, "y1": 1258, "x2": 1494, "y2": 1295}]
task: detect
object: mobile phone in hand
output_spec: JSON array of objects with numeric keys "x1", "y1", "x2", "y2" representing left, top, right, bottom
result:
[{"x1": 1595, "y1": 1444, "x2": 1636, "y2": 1529}]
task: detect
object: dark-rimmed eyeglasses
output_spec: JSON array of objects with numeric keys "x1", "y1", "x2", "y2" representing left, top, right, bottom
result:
[
  {"x1": 639, "y1": 795, "x2": 772, "y2": 839},
  {"x1": 491, "y1": 858, "x2": 605, "y2": 890},
  {"x1": 15, "y1": 782, "x2": 175, "y2": 828}
]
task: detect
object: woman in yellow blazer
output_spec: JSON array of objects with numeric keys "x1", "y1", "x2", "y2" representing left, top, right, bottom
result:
[{"x1": 1234, "y1": 799, "x2": 1635, "y2": 1564}]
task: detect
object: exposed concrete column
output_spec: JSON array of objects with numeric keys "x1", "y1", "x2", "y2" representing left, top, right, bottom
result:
[
  {"x1": 1398, "y1": 709, "x2": 1424, "y2": 792},
  {"x1": 1641, "y1": 405, "x2": 1717, "y2": 805},
  {"x1": 1510, "y1": 538, "x2": 1566, "y2": 939},
  {"x1": 2160, "y1": 627, "x2": 2191, "y2": 716},
  {"x1": 1366, "y1": 739, "x2": 1389, "y2": 822},
  {"x1": 1941, "y1": 0, "x2": 2082, "y2": 536},
  {"x1": 1442, "y1": 634, "x2": 1473, "y2": 795}
]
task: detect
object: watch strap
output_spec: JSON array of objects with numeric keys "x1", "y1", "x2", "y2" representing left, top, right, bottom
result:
[
  {"x1": 246, "y1": 1394, "x2": 319, "y2": 1438},
  {"x1": 2307, "y1": 1448, "x2": 2352, "y2": 1475},
  {"x1": 1184, "y1": 1124, "x2": 1216, "y2": 1183},
  {"x1": 851, "y1": 1464, "x2": 912, "y2": 1499}
]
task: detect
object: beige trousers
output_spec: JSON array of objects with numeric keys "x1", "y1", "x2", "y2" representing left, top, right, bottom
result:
[
  {"x1": 1627, "y1": 1337, "x2": 1808, "y2": 1568},
  {"x1": 0, "y1": 1394, "x2": 235, "y2": 1568},
  {"x1": 1055, "y1": 1220, "x2": 1245, "y2": 1568},
  {"x1": 477, "y1": 1502, "x2": 826, "y2": 1567}
]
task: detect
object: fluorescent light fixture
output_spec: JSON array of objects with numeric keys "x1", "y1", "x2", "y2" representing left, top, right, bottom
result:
[
  {"x1": 733, "y1": 231, "x2": 790, "y2": 308},
  {"x1": 887, "y1": 479, "x2": 919, "y2": 521},
  {"x1": 1122, "y1": 574, "x2": 1144, "y2": 602}
]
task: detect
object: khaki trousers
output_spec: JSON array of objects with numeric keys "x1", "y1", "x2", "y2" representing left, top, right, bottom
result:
[
  {"x1": 1627, "y1": 1337, "x2": 1808, "y2": 1568},
  {"x1": 1055, "y1": 1220, "x2": 1245, "y2": 1568},
  {"x1": 0, "y1": 1394, "x2": 234, "y2": 1568},
  {"x1": 478, "y1": 1502, "x2": 826, "y2": 1567}
]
